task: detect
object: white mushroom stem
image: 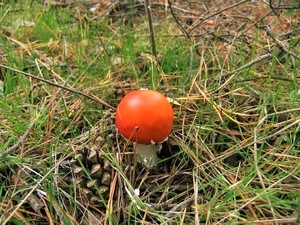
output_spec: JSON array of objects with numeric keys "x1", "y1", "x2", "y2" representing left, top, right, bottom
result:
[{"x1": 134, "y1": 143, "x2": 162, "y2": 167}]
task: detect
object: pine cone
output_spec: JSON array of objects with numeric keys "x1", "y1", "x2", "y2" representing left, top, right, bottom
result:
[
  {"x1": 57, "y1": 80, "x2": 136, "y2": 206},
  {"x1": 58, "y1": 109, "x2": 116, "y2": 206}
]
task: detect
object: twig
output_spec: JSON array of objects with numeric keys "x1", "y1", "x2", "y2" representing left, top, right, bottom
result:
[
  {"x1": 265, "y1": 26, "x2": 300, "y2": 60},
  {"x1": 165, "y1": 195, "x2": 202, "y2": 218},
  {"x1": 168, "y1": 1, "x2": 200, "y2": 61},
  {"x1": 278, "y1": 26, "x2": 300, "y2": 39},
  {"x1": 188, "y1": 0, "x2": 250, "y2": 34},
  {"x1": 144, "y1": 0, "x2": 157, "y2": 59},
  {"x1": 0, "y1": 59, "x2": 114, "y2": 156},
  {"x1": 0, "y1": 120, "x2": 36, "y2": 158},
  {"x1": 268, "y1": 0, "x2": 300, "y2": 10},
  {"x1": 216, "y1": 52, "x2": 272, "y2": 80},
  {"x1": 0, "y1": 64, "x2": 115, "y2": 110},
  {"x1": 236, "y1": 75, "x2": 297, "y2": 83},
  {"x1": 1, "y1": 45, "x2": 88, "y2": 158},
  {"x1": 95, "y1": 30, "x2": 112, "y2": 66},
  {"x1": 168, "y1": 0, "x2": 190, "y2": 39},
  {"x1": 269, "y1": 0, "x2": 280, "y2": 16}
]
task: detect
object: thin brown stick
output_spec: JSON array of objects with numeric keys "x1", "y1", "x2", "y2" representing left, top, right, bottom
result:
[
  {"x1": 0, "y1": 119, "x2": 36, "y2": 158},
  {"x1": 269, "y1": 0, "x2": 280, "y2": 16},
  {"x1": 145, "y1": 0, "x2": 157, "y2": 59},
  {"x1": 216, "y1": 52, "x2": 272, "y2": 80},
  {"x1": 0, "y1": 64, "x2": 115, "y2": 110},
  {"x1": 265, "y1": 26, "x2": 300, "y2": 60},
  {"x1": 227, "y1": 172, "x2": 258, "y2": 219},
  {"x1": 168, "y1": 0, "x2": 190, "y2": 39},
  {"x1": 188, "y1": 0, "x2": 250, "y2": 34}
]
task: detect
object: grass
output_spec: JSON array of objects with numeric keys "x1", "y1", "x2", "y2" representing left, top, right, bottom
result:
[{"x1": 0, "y1": 0, "x2": 300, "y2": 224}]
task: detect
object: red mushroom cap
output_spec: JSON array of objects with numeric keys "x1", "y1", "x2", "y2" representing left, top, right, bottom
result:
[{"x1": 116, "y1": 90, "x2": 174, "y2": 145}]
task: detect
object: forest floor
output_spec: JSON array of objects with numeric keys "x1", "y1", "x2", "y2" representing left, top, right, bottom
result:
[{"x1": 0, "y1": 0, "x2": 300, "y2": 224}]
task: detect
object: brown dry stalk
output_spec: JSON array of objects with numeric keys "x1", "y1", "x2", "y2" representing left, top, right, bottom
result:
[
  {"x1": 227, "y1": 172, "x2": 258, "y2": 219},
  {"x1": 168, "y1": 0, "x2": 190, "y2": 39},
  {"x1": 104, "y1": 170, "x2": 118, "y2": 225},
  {"x1": 265, "y1": 26, "x2": 300, "y2": 60},
  {"x1": 0, "y1": 64, "x2": 115, "y2": 110},
  {"x1": 0, "y1": 202, "x2": 35, "y2": 225},
  {"x1": 216, "y1": 52, "x2": 273, "y2": 80},
  {"x1": 188, "y1": 0, "x2": 250, "y2": 34},
  {"x1": 0, "y1": 119, "x2": 36, "y2": 158},
  {"x1": 40, "y1": 197, "x2": 54, "y2": 225},
  {"x1": 145, "y1": 0, "x2": 157, "y2": 59}
]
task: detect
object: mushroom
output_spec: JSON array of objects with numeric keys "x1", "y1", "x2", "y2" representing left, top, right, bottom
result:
[{"x1": 116, "y1": 89, "x2": 174, "y2": 167}]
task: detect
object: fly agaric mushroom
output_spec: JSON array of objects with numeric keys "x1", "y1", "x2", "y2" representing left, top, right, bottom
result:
[{"x1": 116, "y1": 89, "x2": 174, "y2": 166}]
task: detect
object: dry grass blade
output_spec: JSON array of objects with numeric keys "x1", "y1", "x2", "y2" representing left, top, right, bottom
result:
[
  {"x1": 216, "y1": 163, "x2": 300, "y2": 224},
  {"x1": 1, "y1": 155, "x2": 71, "y2": 225}
]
